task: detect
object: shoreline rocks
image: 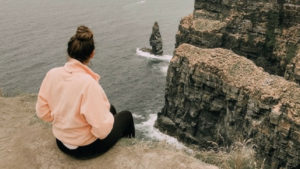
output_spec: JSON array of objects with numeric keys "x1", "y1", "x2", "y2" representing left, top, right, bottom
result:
[{"x1": 140, "y1": 47, "x2": 153, "y2": 54}]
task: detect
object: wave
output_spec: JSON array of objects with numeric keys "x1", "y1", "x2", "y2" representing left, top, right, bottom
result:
[
  {"x1": 159, "y1": 65, "x2": 169, "y2": 74},
  {"x1": 136, "y1": 0, "x2": 146, "y2": 4},
  {"x1": 123, "y1": 0, "x2": 146, "y2": 8},
  {"x1": 132, "y1": 113, "x2": 145, "y2": 120},
  {"x1": 136, "y1": 113, "x2": 188, "y2": 150},
  {"x1": 136, "y1": 48, "x2": 172, "y2": 62}
]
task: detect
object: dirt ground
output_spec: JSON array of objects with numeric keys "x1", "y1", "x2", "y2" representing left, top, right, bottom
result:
[{"x1": 0, "y1": 94, "x2": 218, "y2": 169}]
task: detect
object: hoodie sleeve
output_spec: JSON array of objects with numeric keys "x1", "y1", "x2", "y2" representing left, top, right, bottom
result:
[
  {"x1": 81, "y1": 80, "x2": 114, "y2": 139},
  {"x1": 36, "y1": 72, "x2": 53, "y2": 122}
]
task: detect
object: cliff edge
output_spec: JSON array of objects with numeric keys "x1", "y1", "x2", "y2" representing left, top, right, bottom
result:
[{"x1": 0, "y1": 94, "x2": 217, "y2": 169}]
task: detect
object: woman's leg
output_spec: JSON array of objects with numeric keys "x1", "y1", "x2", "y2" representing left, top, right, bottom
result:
[
  {"x1": 56, "y1": 110, "x2": 135, "y2": 159},
  {"x1": 91, "y1": 111, "x2": 135, "y2": 151}
]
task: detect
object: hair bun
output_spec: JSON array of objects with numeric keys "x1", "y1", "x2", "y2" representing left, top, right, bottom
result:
[{"x1": 75, "y1": 25, "x2": 93, "y2": 41}]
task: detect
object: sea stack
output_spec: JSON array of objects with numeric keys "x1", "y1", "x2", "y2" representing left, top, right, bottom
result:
[{"x1": 150, "y1": 22, "x2": 163, "y2": 55}]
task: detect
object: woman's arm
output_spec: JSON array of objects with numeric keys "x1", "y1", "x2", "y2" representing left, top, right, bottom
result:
[
  {"x1": 36, "y1": 73, "x2": 53, "y2": 122},
  {"x1": 36, "y1": 95, "x2": 53, "y2": 122},
  {"x1": 81, "y1": 80, "x2": 114, "y2": 139}
]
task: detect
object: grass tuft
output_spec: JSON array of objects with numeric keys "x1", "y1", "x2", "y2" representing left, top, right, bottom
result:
[{"x1": 194, "y1": 140, "x2": 264, "y2": 169}]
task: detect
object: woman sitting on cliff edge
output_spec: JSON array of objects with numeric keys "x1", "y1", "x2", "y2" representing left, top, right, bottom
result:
[{"x1": 36, "y1": 25, "x2": 135, "y2": 158}]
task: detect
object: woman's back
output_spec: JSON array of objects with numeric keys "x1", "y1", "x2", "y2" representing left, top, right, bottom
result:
[
  {"x1": 36, "y1": 25, "x2": 135, "y2": 158},
  {"x1": 37, "y1": 58, "x2": 114, "y2": 146}
]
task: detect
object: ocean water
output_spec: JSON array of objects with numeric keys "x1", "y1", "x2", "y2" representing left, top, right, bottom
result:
[{"x1": 0, "y1": 0, "x2": 194, "y2": 141}]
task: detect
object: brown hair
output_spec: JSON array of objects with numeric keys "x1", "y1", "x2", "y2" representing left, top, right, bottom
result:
[{"x1": 67, "y1": 25, "x2": 95, "y2": 63}]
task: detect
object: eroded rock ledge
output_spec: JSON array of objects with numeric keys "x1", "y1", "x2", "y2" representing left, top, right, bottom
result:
[{"x1": 156, "y1": 44, "x2": 300, "y2": 168}]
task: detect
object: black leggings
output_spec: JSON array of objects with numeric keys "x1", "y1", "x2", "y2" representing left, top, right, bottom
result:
[{"x1": 56, "y1": 105, "x2": 135, "y2": 159}]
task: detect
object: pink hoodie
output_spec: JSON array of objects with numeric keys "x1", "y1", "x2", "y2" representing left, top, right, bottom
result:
[{"x1": 36, "y1": 58, "x2": 114, "y2": 146}]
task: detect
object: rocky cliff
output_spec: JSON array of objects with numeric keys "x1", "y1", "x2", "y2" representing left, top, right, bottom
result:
[
  {"x1": 156, "y1": 44, "x2": 300, "y2": 168},
  {"x1": 176, "y1": 0, "x2": 300, "y2": 82},
  {"x1": 285, "y1": 49, "x2": 300, "y2": 84},
  {"x1": 156, "y1": 1, "x2": 300, "y2": 168}
]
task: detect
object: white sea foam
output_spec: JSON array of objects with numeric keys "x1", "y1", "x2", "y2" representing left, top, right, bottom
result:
[
  {"x1": 136, "y1": 0, "x2": 146, "y2": 4},
  {"x1": 132, "y1": 113, "x2": 145, "y2": 120},
  {"x1": 136, "y1": 48, "x2": 172, "y2": 62},
  {"x1": 160, "y1": 65, "x2": 169, "y2": 74},
  {"x1": 136, "y1": 113, "x2": 188, "y2": 150},
  {"x1": 123, "y1": 0, "x2": 145, "y2": 8}
]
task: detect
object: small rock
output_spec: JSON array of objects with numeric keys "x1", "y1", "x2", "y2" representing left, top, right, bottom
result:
[{"x1": 140, "y1": 48, "x2": 152, "y2": 54}]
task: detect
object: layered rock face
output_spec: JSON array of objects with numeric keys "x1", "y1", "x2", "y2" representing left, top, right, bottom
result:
[
  {"x1": 176, "y1": 0, "x2": 300, "y2": 81},
  {"x1": 156, "y1": 44, "x2": 300, "y2": 168},
  {"x1": 156, "y1": 0, "x2": 300, "y2": 168}
]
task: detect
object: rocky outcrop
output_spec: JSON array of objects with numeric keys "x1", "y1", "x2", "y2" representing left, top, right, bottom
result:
[
  {"x1": 176, "y1": 0, "x2": 300, "y2": 81},
  {"x1": 141, "y1": 22, "x2": 164, "y2": 55},
  {"x1": 150, "y1": 22, "x2": 163, "y2": 55},
  {"x1": 156, "y1": 44, "x2": 300, "y2": 168}
]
